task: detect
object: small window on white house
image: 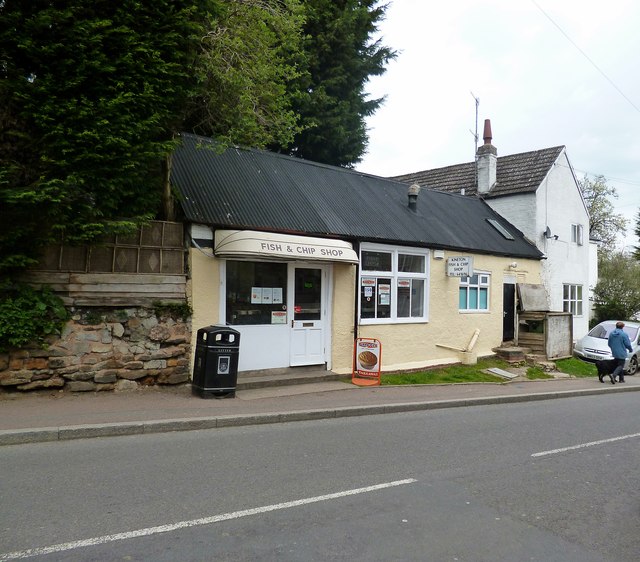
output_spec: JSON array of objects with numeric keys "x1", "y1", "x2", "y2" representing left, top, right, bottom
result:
[
  {"x1": 571, "y1": 224, "x2": 584, "y2": 245},
  {"x1": 563, "y1": 284, "x2": 583, "y2": 316}
]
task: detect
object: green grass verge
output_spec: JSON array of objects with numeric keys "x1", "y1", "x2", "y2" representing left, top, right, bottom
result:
[
  {"x1": 380, "y1": 357, "x2": 512, "y2": 385},
  {"x1": 525, "y1": 366, "x2": 553, "y2": 380},
  {"x1": 555, "y1": 357, "x2": 597, "y2": 378},
  {"x1": 377, "y1": 356, "x2": 598, "y2": 385}
]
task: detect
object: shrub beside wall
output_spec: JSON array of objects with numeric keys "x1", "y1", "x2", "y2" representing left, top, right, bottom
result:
[{"x1": 0, "y1": 307, "x2": 191, "y2": 393}]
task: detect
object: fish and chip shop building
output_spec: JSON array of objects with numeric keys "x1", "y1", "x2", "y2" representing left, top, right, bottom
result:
[{"x1": 172, "y1": 134, "x2": 544, "y2": 376}]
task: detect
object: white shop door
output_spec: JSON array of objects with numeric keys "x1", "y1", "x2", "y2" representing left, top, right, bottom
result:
[{"x1": 289, "y1": 265, "x2": 326, "y2": 366}]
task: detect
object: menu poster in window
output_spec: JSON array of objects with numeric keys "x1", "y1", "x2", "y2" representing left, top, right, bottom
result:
[
  {"x1": 378, "y1": 284, "x2": 390, "y2": 305},
  {"x1": 262, "y1": 288, "x2": 273, "y2": 304},
  {"x1": 272, "y1": 287, "x2": 283, "y2": 304},
  {"x1": 251, "y1": 287, "x2": 262, "y2": 304}
]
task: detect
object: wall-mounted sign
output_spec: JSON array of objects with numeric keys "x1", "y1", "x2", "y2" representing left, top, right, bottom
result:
[
  {"x1": 215, "y1": 230, "x2": 359, "y2": 263},
  {"x1": 447, "y1": 256, "x2": 473, "y2": 277}
]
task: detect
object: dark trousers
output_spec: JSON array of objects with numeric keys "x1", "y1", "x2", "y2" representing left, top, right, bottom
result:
[{"x1": 612, "y1": 358, "x2": 626, "y2": 380}]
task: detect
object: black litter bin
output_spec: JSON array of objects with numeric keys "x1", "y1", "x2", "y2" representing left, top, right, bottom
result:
[{"x1": 192, "y1": 326, "x2": 240, "y2": 398}]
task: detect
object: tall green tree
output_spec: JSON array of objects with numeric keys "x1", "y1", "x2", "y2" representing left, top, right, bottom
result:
[
  {"x1": 579, "y1": 174, "x2": 628, "y2": 250},
  {"x1": 0, "y1": 0, "x2": 305, "y2": 272},
  {"x1": 0, "y1": 0, "x2": 218, "y2": 271},
  {"x1": 187, "y1": 0, "x2": 304, "y2": 149},
  {"x1": 633, "y1": 209, "x2": 640, "y2": 260},
  {"x1": 592, "y1": 251, "x2": 640, "y2": 323},
  {"x1": 272, "y1": 0, "x2": 396, "y2": 167}
]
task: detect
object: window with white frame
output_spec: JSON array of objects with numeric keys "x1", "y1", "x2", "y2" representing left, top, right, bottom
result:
[
  {"x1": 459, "y1": 273, "x2": 490, "y2": 311},
  {"x1": 563, "y1": 284, "x2": 583, "y2": 316},
  {"x1": 359, "y1": 244, "x2": 429, "y2": 323},
  {"x1": 571, "y1": 224, "x2": 584, "y2": 245}
]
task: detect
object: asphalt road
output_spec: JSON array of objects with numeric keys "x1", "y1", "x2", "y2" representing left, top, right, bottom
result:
[{"x1": 2, "y1": 392, "x2": 639, "y2": 561}]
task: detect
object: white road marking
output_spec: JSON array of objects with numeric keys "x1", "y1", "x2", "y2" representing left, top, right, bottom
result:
[
  {"x1": 532, "y1": 432, "x2": 640, "y2": 457},
  {"x1": 0, "y1": 478, "x2": 417, "y2": 560}
]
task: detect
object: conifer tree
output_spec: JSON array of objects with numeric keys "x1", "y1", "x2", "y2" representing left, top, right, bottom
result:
[
  {"x1": 0, "y1": 0, "x2": 304, "y2": 271},
  {"x1": 274, "y1": 0, "x2": 396, "y2": 167}
]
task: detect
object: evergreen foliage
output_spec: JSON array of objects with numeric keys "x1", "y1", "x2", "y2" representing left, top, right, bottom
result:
[
  {"x1": 0, "y1": 1, "x2": 393, "y2": 272},
  {"x1": 0, "y1": 0, "x2": 218, "y2": 271},
  {"x1": 274, "y1": 0, "x2": 396, "y2": 167}
]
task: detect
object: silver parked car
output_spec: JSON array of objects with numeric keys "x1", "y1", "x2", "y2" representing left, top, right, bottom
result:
[{"x1": 573, "y1": 320, "x2": 640, "y2": 375}]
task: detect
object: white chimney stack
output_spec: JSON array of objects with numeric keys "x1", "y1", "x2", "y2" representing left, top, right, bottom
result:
[{"x1": 476, "y1": 119, "x2": 497, "y2": 194}]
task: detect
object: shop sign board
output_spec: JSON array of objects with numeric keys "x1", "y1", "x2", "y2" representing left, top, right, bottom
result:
[
  {"x1": 447, "y1": 256, "x2": 473, "y2": 277},
  {"x1": 352, "y1": 338, "x2": 382, "y2": 386}
]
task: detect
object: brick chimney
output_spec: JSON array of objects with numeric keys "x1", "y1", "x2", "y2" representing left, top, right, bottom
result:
[{"x1": 476, "y1": 119, "x2": 497, "y2": 194}]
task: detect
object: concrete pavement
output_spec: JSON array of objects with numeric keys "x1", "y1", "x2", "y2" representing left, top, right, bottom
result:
[{"x1": 1, "y1": 375, "x2": 639, "y2": 446}]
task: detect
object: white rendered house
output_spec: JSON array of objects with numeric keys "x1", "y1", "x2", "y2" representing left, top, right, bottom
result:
[{"x1": 392, "y1": 120, "x2": 591, "y2": 340}]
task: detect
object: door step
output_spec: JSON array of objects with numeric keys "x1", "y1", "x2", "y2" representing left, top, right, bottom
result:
[
  {"x1": 236, "y1": 367, "x2": 342, "y2": 390},
  {"x1": 494, "y1": 346, "x2": 529, "y2": 363}
]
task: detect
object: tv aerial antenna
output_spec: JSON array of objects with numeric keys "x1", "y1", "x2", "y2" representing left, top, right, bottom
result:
[{"x1": 470, "y1": 92, "x2": 479, "y2": 189}]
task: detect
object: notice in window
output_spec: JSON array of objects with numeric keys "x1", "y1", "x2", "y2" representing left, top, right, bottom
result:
[
  {"x1": 262, "y1": 288, "x2": 273, "y2": 304},
  {"x1": 272, "y1": 287, "x2": 283, "y2": 304},
  {"x1": 251, "y1": 287, "x2": 262, "y2": 304},
  {"x1": 271, "y1": 311, "x2": 287, "y2": 324},
  {"x1": 378, "y1": 284, "x2": 390, "y2": 305}
]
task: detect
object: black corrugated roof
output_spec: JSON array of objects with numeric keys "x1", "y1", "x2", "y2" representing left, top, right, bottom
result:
[
  {"x1": 171, "y1": 133, "x2": 543, "y2": 259},
  {"x1": 391, "y1": 146, "x2": 565, "y2": 197}
]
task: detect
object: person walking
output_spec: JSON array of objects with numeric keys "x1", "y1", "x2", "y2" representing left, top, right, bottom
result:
[{"x1": 607, "y1": 321, "x2": 633, "y2": 384}]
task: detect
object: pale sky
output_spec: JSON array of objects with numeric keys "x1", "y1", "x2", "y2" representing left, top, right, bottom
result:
[{"x1": 358, "y1": 0, "x2": 640, "y2": 249}]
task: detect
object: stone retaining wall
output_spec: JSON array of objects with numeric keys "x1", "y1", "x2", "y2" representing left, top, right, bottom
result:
[{"x1": 0, "y1": 308, "x2": 191, "y2": 393}]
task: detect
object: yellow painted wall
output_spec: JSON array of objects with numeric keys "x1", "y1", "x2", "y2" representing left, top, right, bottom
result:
[
  {"x1": 331, "y1": 263, "x2": 357, "y2": 371},
  {"x1": 188, "y1": 246, "x2": 220, "y2": 361},
  {"x1": 353, "y1": 252, "x2": 541, "y2": 374},
  {"x1": 188, "y1": 247, "x2": 541, "y2": 375}
]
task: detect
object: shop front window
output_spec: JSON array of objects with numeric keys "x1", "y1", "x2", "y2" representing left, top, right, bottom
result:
[
  {"x1": 359, "y1": 244, "x2": 428, "y2": 323},
  {"x1": 226, "y1": 261, "x2": 287, "y2": 325}
]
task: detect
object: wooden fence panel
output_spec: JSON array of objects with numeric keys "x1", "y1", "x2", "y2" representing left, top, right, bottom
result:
[{"x1": 21, "y1": 222, "x2": 188, "y2": 306}]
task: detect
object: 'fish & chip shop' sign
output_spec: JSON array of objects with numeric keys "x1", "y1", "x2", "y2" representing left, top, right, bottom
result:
[
  {"x1": 446, "y1": 256, "x2": 473, "y2": 277},
  {"x1": 259, "y1": 241, "x2": 345, "y2": 258},
  {"x1": 214, "y1": 230, "x2": 359, "y2": 264}
]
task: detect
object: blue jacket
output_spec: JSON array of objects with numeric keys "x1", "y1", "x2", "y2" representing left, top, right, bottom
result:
[{"x1": 608, "y1": 328, "x2": 633, "y2": 359}]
